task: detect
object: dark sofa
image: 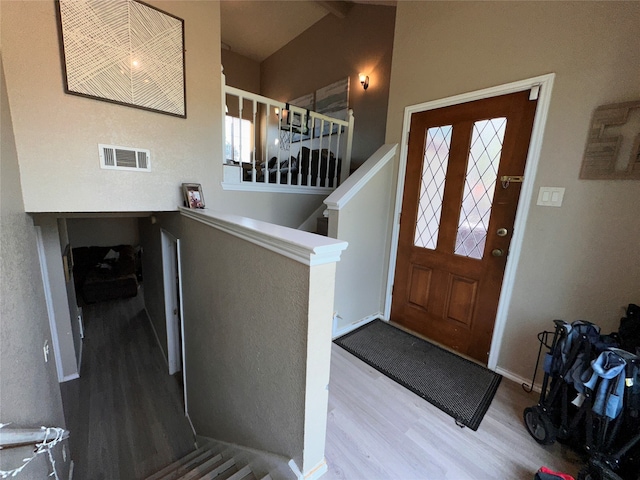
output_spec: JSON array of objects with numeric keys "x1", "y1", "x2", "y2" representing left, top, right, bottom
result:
[
  {"x1": 247, "y1": 147, "x2": 341, "y2": 186},
  {"x1": 72, "y1": 245, "x2": 138, "y2": 304}
]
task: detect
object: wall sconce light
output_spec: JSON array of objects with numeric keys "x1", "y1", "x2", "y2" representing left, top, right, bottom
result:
[{"x1": 359, "y1": 73, "x2": 369, "y2": 90}]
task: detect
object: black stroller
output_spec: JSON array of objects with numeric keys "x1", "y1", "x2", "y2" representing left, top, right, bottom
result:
[
  {"x1": 523, "y1": 319, "x2": 640, "y2": 480},
  {"x1": 576, "y1": 348, "x2": 640, "y2": 480},
  {"x1": 523, "y1": 319, "x2": 603, "y2": 445}
]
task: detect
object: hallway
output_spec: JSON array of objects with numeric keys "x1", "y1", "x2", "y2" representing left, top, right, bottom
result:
[{"x1": 60, "y1": 293, "x2": 195, "y2": 480}]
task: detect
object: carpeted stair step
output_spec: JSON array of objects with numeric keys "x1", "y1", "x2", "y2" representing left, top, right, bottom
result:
[
  {"x1": 145, "y1": 445, "x2": 216, "y2": 480},
  {"x1": 178, "y1": 455, "x2": 229, "y2": 480},
  {"x1": 225, "y1": 465, "x2": 255, "y2": 480},
  {"x1": 195, "y1": 458, "x2": 237, "y2": 480},
  {"x1": 154, "y1": 451, "x2": 220, "y2": 480}
]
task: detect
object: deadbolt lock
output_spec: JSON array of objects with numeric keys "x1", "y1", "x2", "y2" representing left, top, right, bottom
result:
[
  {"x1": 491, "y1": 249, "x2": 504, "y2": 257},
  {"x1": 497, "y1": 228, "x2": 508, "y2": 237}
]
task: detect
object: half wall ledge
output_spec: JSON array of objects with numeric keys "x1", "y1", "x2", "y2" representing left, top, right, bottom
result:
[{"x1": 179, "y1": 207, "x2": 348, "y2": 266}]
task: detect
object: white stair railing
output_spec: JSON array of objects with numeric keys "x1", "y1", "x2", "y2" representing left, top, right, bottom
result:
[{"x1": 222, "y1": 76, "x2": 354, "y2": 193}]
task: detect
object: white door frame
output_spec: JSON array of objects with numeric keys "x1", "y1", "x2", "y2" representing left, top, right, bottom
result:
[
  {"x1": 161, "y1": 229, "x2": 188, "y2": 411},
  {"x1": 384, "y1": 73, "x2": 556, "y2": 370},
  {"x1": 35, "y1": 226, "x2": 65, "y2": 382}
]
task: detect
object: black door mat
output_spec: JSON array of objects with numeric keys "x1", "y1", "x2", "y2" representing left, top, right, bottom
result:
[{"x1": 334, "y1": 319, "x2": 502, "y2": 431}]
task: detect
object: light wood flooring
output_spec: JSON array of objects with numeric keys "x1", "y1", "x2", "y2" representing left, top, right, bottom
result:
[
  {"x1": 324, "y1": 343, "x2": 583, "y2": 479},
  {"x1": 60, "y1": 293, "x2": 195, "y2": 480}
]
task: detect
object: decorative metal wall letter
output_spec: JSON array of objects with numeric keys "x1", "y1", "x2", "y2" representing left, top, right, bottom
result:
[
  {"x1": 56, "y1": 0, "x2": 186, "y2": 118},
  {"x1": 580, "y1": 100, "x2": 640, "y2": 179}
]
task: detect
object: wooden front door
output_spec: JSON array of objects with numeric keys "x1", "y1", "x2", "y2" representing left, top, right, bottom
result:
[{"x1": 391, "y1": 91, "x2": 537, "y2": 364}]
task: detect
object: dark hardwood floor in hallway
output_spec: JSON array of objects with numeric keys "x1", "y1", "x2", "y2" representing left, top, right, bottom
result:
[{"x1": 60, "y1": 292, "x2": 195, "y2": 480}]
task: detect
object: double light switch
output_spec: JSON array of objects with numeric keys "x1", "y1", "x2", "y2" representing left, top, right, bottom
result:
[{"x1": 537, "y1": 187, "x2": 565, "y2": 207}]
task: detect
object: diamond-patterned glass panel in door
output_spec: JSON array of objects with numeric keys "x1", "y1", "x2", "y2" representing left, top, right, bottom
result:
[
  {"x1": 414, "y1": 125, "x2": 453, "y2": 250},
  {"x1": 454, "y1": 118, "x2": 507, "y2": 259}
]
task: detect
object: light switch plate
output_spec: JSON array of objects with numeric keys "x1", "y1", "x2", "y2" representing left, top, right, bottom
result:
[{"x1": 537, "y1": 187, "x2": 565, "y2": 207}]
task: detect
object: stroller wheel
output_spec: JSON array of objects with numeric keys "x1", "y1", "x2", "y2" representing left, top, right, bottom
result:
[{"x1": 524, "y1": 406, "x2": 556, "y2": 445}]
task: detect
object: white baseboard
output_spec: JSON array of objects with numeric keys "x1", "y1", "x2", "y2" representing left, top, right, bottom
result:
[
  {"x1": 332, "y1": 314, "x2": 380, "y2": 339},
  {"x1": 495, "y1": 366, "x2": 542, "y2": 394},
  {"x1": 287, "y1": 459, "x2": 303, "y2": 480},
  {"x1": 61, "y1": 372, "x2": 80, "y2": 383},
  {"x1": 303, "y1": 459, "x2": 327, "y2": 480},
  {"x1": 185, "y1": 412, "x2": 197, "y2": 438},
  {"x1": 289, "y1": 458, "x2": 327, "y2": 480}
]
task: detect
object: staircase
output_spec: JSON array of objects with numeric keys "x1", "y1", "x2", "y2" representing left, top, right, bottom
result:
[{"x1": 146, "y1": 442, "x2": 272, "y2": 480}]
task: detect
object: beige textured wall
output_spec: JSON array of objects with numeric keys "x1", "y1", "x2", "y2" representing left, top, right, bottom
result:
[
  {"x1": 219, "y1": 190, "x2": 327, "y2": 228},
  {"x1": 0, "y1": 55, "x2": 70, "y2": 478},
  {"x1": 221, "y1": 49, "x2": 260, "y2": 94},
  {"x1": 260, "y1": 4, "x2": 395, "y2": 167},
  {"x1": 182, "y1": 218, "x2": 307, "y2": 466},
  {"x1": 139, "y1": 212, "x2": 335, "y2": 472},
  {"x1": 386, "y1": 2, "x2": 640, "y2": 379},
  {"x1": 331, "y1": 158, "x2": 395, "y2": 332},
  {"x1": 1, "y1": 0, "x2": 221, "y2": 213}
]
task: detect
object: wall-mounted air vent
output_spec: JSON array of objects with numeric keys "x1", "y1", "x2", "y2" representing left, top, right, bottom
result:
[{"x1": 98, "y1": 144, "x2": 151, "y2": 172}]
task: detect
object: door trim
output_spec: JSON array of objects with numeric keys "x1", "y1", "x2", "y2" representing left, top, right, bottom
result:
[
  {"x1": 35, "y1": 226, "x2": 65, "y2": 382},
  {"x1": 161, "y1": 229, "x2": 188, "y2": 414},
  {"x1": 161, "y1": 229, "x2": 180, "y2": 375},
  {"x1": 384, "y1": 73, "x2": 556, "y2": 370}
]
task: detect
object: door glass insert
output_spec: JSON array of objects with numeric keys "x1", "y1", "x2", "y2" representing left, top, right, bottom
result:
[
  {"x1": 414, "y1": 125, "x2": 453, "y2": 250},
  {"x1": 455, "y1": 117, "x2": 507, "y2": 259}
]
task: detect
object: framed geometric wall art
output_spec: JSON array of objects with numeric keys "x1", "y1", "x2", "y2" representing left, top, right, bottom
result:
[{"x1": 56, "y1": 0, "x2": 186, "y2": 118}]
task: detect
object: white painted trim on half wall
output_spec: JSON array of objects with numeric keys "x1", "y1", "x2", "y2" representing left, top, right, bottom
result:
[
  {"x1": 179, "y1": 207, "x2": 348, "y2": 266},
  {"x1": 383, "y1": 73, "x2": 556, "y2": 371},
  {"x1": 324, "y1": 144, "x2": 398, "y2": 211}
]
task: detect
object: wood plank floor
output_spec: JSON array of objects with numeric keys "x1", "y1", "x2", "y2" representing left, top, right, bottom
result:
[
  {"x1": 60, "y1": 293, "x2": 195, "y2": 480},
  {"x1": 325, "y1": 343, "x2": 583, "y2": 479}
]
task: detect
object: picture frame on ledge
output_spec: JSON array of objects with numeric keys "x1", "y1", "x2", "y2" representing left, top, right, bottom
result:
[{"x1": 182, "y1": 183, "x2": 204, "y2": 209}]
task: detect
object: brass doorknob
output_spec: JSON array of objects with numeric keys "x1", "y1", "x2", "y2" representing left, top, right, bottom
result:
[{"x1": 491, "y1": 249, "x2": 504, "y2": 257}]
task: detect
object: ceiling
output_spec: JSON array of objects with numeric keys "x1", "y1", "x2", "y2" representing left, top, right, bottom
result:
[{"x1": 220, "y1": 0, "x2": 396, "y2": 63}]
